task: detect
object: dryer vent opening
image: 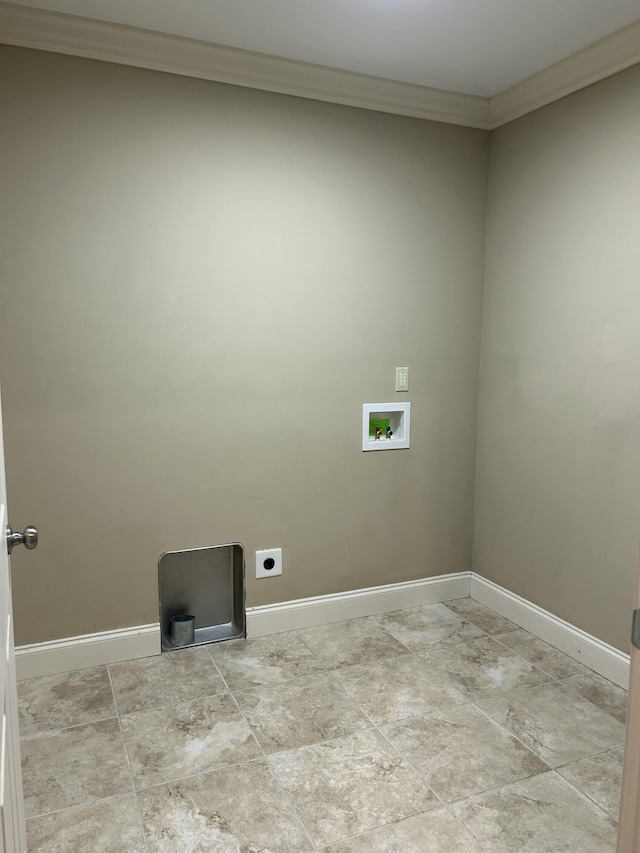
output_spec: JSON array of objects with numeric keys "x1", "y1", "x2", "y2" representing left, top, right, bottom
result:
[{"x1": 159, "y1": 543, "x2": 244, "y2": 651}]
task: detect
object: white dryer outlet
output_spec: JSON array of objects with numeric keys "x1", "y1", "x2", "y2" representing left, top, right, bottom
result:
[{"x1": 256, "y1": 548, "x2": 282, "y2": 579}]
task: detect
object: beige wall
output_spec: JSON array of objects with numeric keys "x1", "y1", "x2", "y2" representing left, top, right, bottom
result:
[
  {"x1": 474, "y1": 64, "x2": 640, "y2": 651},
  {"x1": 0, "y1": 47, "x2": 489, "y2": 645}
]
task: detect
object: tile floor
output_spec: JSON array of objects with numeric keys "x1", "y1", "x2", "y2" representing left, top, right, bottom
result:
[{"x1": 18, "y1": 598, "x2": 628, "y2": 852}]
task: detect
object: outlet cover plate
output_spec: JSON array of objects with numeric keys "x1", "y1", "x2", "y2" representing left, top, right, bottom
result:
[
  {"x1": 395, "y1": 366, "x2": 409, "y2": 392},
  {"x1": 256, "y1": 548, "x2": 283, "y2": 579}
]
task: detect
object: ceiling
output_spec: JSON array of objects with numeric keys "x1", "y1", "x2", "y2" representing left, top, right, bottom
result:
[{"x1": 6, "y1": 0, "x2": 640, "y2": 97}]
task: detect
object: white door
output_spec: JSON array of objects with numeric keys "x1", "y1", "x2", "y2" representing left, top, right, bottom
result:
[
  {"x1": 0, "y1": 389, "x2": 27, "y2": 853},
  {"x1": 617, "y1": 545, "x2": 640, "y2": 853}
]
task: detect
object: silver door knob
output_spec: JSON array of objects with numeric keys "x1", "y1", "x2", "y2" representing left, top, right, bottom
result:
[{"x1": 6, "y1": 525, "x2": 38, "y2": 555}]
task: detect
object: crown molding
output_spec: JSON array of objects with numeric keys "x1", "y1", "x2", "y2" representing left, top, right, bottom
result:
[
  {"x1": 1, "y1": 2, "x2": 639, "y2": 132},
  {"x1": 0, "y1": 1, "x2": 489, "y2": 128},
  {"x1": 489, "y1": 18, "x2": 640, "y2": 129}
]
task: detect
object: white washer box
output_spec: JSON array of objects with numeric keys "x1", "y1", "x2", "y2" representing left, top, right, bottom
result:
[{"x1": 362, "y1": 402, "x2": 411, "y2": 451}]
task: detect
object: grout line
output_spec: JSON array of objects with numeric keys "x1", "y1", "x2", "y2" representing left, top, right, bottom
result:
[
  {"x1": 441, "y1": 797, "x2": 500, "y2": 851},
  {"x1": 257, "y1": 725, "x2": 379, "y2": 759},
  {"x1": 112, "y1": 659, "x2": 267, "y2": 795},
  {"x1": 200, "y1": 650, "x2": 292, "y2": 792},
  {"x1": 106, "y1": 665, "x2": 151, "y2": 853},
  {"x1": 373, "y1": 720, "x2": 447, "y2": 809},
  {"x1": 473, "y1": 671, "x2": 627, "y2": 725},
  {"x1": 130, "y1": 754, "x2": 317, "y2": 850},
  {"x1": 132, "y1": 756, "x2": 268, "y2": 794},
  {"x1": 371, "y1": 696, "x2": 477, "y2": 728},
  {"x1": 291, "y1": 615, "x2": 417, "y2": 658},
  {"x1": 467, "y1": 698, "x2": 556, "y2": 765},
  {"x1": 127, "y1": 756, "x2": 266, "y2": 794},
  {"x1": 264, "y1": 756, "x2": 319, "y2": 851},
  {"x1": 24, "y1": 791, "x2": 145, "y2": 823},
  {"x1": 224, "y1": 665, "x2": 380, "y2": 755},
  {"x1": 551, "y1": 768, "x2": 619, "y2": 822},
  {"x1": 290, "y1": 629, "x2": 330, "y2": 660},
  {"x1": 204, "y1": 645, "x2": 319, "y2": 849},
  {"x1": 441, "y1": 801, "x2": 488, "y2": 848},
  {"x1": 323, "y1": 670, "x2": 380, "y2": 731},
  {"x1": 468, "y1": 685, "x2": 626, "y2": 788},
  {"x1": 362, "y1": 615, "x2": 416, "y2": 655},
  {"x1": 20, "y1": 603, "x2": 625, "y2": 849},
  {"x1": 114, "y1": 689, "x2": 237, "y2": 724},
  {"x1": 210, "y1": 643, "x2": 378, "y2": 774},
  {"x1": 373, "y1": 624, "x2": 437, "y2": 655},
  {"x1": 443, "y1": 766, "x2": 554, "y2": 809},
  {"x1": 206, "y1": 626, "x2": 336, "y2": 687},
  {"x1": 218, "y1": 665, "x2": 334, "y2": 696},
  {"x1": 193, "y1": 645, "x2": 238, "y2": 696},
  {"x1": 488, "y1": 633, "x2": 592, "y2": 681},
  {"x1": 19, "y1": 711, "x2": 121, "y2": 741},
  {"x1": 554, "y1": 744, "x2": 625, "y2": 768},
  {"x1": 258, "y1": 648, "x2": 462, "y2": 849},
  {"x1": 311, "y1": 811, "x2": 448, "y2": 850},
  {"x1": 205, "y1": 660, "x2": 267, "y2": 761},
  {"x1": 323, "y1": 662, "x2": 472, "y2": 732},
  {"x1": 469, "y1": 676, "x2": 565, "y2": 710}
]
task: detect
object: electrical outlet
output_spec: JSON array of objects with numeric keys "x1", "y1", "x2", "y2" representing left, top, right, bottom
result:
[
  {"x1": 256, "y1": 548, "x2": 282, "y2": 579},
  {"x1": 395, "y1": 366, "x2": 409, "y2": 392}
]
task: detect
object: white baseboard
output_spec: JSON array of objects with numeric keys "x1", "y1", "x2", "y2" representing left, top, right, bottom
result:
[
  {"x1": 245, "y1": 572, "x2": 472, "y2": 638},
  {"x1": 15, "y1": 575, "x2": 471, "y2": 680},
  {"x1": 14, "y1": 573, "x2": 630, "y2": 690},
  {"x1": 470, "y1": 574, "x2": 630, "y2": 689},
  {"x1": 15, "y1": 623, "x2": 161, "y2": 681}
]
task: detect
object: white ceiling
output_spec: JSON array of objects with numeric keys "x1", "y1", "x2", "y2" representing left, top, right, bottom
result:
[{"x1": 6, "y1": 0, "x2": 640, "y2": 97}]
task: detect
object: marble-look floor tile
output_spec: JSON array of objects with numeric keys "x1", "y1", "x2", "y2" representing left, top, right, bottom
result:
[
  {"x1": 109, "y1": 647, "x2": 226, "y2": 714},
  {"x1": 452, "y1": 771, "x2": 617, "y2": 852},
  {"x1": 442, "y1": 598, "x2": 519, "y2": 636},
  {"x1": 296, "y1": 617, "x2": 408, "y2": 669},
  {"x1": 493, "y1": 629, "x2": 589, "y2": 679},
  {"x1": 269, "y1": 728, "x2": 438, "y2": 847},
  {"x1": 375, "y1": 603, "x2": 485, "y2": 651},
  {"x1": 121, "y1": 692, "x2": 261, "y2": 788},
  {"x1": 565, "y1": 671, "x2": 628, "y2": 725},
  {"x1": 21, "y1": 719, "x2": 132, "y2": 818},
  {"x1": 477, "y1": 682, "x2": 625, "y2": 768},
  {"x1": 208, "y1": 631, "x2": 326, "y2": 690},
  {"x1": 26, "y1": 794, "x2": 147, "y2": 853},
  {"x1": 18, "y1": 666, "x2": 116, "y2": 736},
  {"x1": 333, "y1": 653, "x2": 466, "y2": 724},
  {"x1": 558, "y1": 748, "x2": 623, "y2": 818},
  {"x1": 382, "y1": 703, "x2": 548, "y2": 802},
  {"x1": 422, "y1": 636, "x2": 550, "y2": 698},
  {"x1": 235, "y1": 672, "x2": 370, "y2": 754},
  {"x1": 296, "y1": 618, "x2": 408, "y2": 669},
  {"x1": 321, "y1": 807, "x2": 486, "y2": 853},
  {"x1": 139, "y1": 759, "x2": 312, "y2": 852}
]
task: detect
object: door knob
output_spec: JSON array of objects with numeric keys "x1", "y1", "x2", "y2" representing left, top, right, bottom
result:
[{"x1": 6, "y1": 524, "x2": 38, "y2": 555}]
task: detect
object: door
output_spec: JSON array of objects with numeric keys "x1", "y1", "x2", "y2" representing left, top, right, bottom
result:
[
  {"x1": 0, "y1": 390, "x2": 27, "y2": 853},
  {"x1": 618, "y1": 546, "x2": 640, "y2": 853}
]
